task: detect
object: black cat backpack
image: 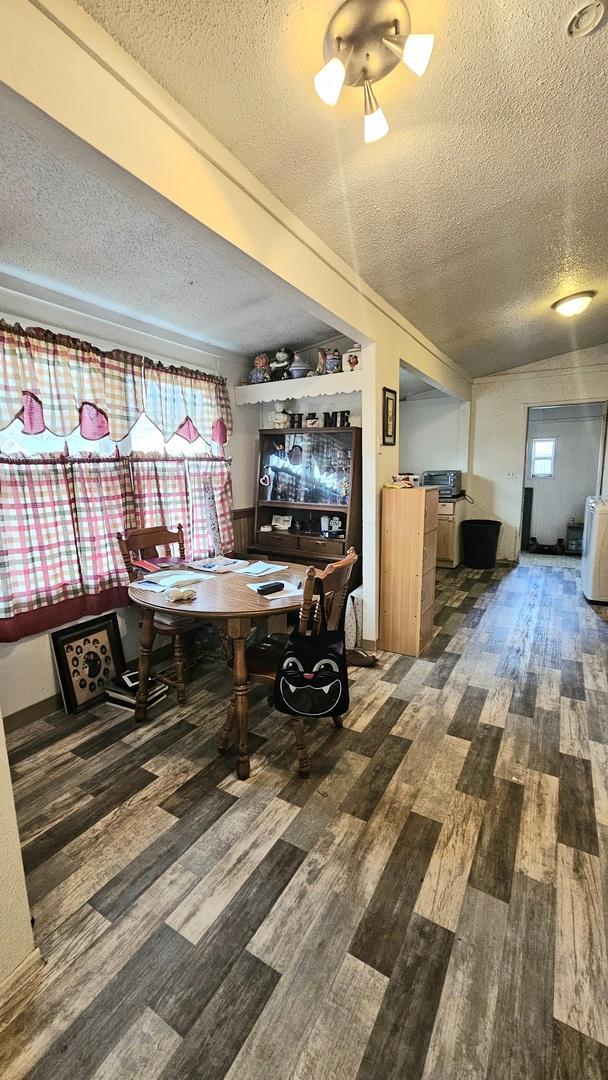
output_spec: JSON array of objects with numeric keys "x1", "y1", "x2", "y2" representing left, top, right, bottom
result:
[{"x1": 273, "y1": 581, "x2": 349, "y2": 718}]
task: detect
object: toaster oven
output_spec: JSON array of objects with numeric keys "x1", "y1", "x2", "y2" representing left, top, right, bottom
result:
[{"x1": 422, "y1": 470, "x2": 463, "y2": 499}]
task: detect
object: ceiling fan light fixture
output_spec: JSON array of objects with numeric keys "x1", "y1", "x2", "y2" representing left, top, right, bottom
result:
[
  {"x1": 314, "y1": 56, "x2": 347, "y2": 105},
  {"x1": 402, "y1": 33, "x2": 435, "y2": 76},
  {"x1": 551, "y1": 291, "x2": 597, "y2": 317},
  {"x1": 363, "y1": 80, "x2": 389, "y2": 143}
]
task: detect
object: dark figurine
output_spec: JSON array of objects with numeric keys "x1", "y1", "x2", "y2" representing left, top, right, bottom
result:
[{"x1": 270, "y1": 346, "x2": 294, "y2": 381}]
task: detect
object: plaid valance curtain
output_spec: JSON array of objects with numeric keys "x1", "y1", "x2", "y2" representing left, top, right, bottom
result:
[
  {"x1": 0, "y1": 321, "x2": 232, "y2": 445},
  {"x1": 0, "y1": 454, "x2": 233, "y2": 642}
]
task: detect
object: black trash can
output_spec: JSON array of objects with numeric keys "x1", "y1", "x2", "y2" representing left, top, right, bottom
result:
[{"x1": 461, "y1": 519, "x2": 501, "y2": 569}]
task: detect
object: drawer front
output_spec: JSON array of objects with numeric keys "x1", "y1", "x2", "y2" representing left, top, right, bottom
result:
[
  {"x1": 438, "y1": 502, "x2": 455, "y2": 518},
  {"x1": 299, "y1": 536, "x2": 344, "y2": 557},
  {"x1": 421, "y1": 566, "x2": 436, "y2": 613},
  {"x1": 257, "y1": 530, "x2": 296, "y2": 548},
  {"x1": 422, "y1": 531, "x2": 437, "y2": 575}
]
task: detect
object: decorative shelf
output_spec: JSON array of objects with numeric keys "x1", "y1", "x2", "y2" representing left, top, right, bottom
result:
[
  {"x1": 234, "y1": 370, "x2": 362, "y2": 405},
  {"x1": 259, "y1": 500, "x2": 348, "y2": 511}
]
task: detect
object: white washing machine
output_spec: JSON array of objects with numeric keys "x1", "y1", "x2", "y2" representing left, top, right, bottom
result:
[{"x1": 581, "y1": 496, "x2": 608, "y2": 602}]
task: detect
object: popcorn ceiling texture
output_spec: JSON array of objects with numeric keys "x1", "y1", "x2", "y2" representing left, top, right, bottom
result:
[
  {"x1": 0, "y1": 104, "x2": 333, "y2": 355},
  {"x1": 76, "y1": 0, "x2": 608, "y2": 375}
]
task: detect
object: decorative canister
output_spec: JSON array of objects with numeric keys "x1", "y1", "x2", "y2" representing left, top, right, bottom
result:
[{"x1": 290, "y1": 351, "x2": 310, "y2": 379}]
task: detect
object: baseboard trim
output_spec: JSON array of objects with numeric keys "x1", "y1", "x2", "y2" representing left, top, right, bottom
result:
[
  {"x1": 4, "y1": 643, "x2": 176, "y2": 733},
  {"x1": 0, "y1": 948, "x2": 44, "y2": 1032},
  {"x1": 361, "y1": 637, "x2": 379, "y2": 652},
  {"x1": 3, "y1": 694, "x2": 63, "y2": 734}
]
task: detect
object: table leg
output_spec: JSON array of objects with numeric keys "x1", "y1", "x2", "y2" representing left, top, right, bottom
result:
[
  {"x1": 228, "y1": 617, "x2": 251, "y2": 780},
  {"x1": 134, "y1": 607, "x2": 155, "y2": 723},
  {"x1": 217, "y1": 701, "x2": 234, "y2": 754}
]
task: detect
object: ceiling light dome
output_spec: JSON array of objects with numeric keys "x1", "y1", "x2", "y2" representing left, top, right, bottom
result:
[{"x1": 551, "y1": 291, "x2": 597, "y2": 317}]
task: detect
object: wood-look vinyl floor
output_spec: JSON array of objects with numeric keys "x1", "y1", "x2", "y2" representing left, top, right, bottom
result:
[{"x1": 3, "y1": 554, "x2": 608, "y2": 1078}]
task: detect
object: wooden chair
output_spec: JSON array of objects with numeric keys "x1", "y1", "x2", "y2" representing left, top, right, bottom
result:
[
  {"x1": 221, "y1": 548, "x2": 358, "y2": 777},
  {"x1": 117, "y1": 524, "x2": 199, "y2": 706}
]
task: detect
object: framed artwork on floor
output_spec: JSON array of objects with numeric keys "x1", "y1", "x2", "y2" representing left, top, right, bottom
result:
[
  {"x1": 382, "y1": 387, "x2": 397, "y2": 446},
  {"x1": 51, "y1": 613, "x2": 126, "y2": 714}
]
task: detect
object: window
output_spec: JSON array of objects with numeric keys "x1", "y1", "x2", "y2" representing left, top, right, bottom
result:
[
  {"x1": 0, "y1": 320, "x2": 235, "y2": 641},
  {"x1": 0, "y1": 453, "x2": 233, "y2": 641},
  {"x1": 0, "y1": 414, "x2": 217, "y2": 458},
  {"x1": 530, "y1": 437, "x2": 556, "y2": 478}
]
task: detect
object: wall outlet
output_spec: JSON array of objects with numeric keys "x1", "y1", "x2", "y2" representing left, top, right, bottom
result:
[{"x1": 506, "y1": 469, "x2": 516, "y2": 480}]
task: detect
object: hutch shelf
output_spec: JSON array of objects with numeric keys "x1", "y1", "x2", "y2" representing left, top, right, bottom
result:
[{"x1": 250, "y1": 427, "x2": 362, "y2": 569}]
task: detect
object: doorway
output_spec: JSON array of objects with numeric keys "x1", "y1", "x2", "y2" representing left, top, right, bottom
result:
[{"x1": 520, "y1": 402, "x2": 607, "y2": 556}]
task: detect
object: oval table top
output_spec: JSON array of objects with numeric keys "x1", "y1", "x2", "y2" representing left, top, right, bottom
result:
[{"x1": 128, "y1": 561, "x2": 306, "y2": 620}]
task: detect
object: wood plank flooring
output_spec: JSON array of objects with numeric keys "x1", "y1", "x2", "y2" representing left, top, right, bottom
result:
[{"x1": 3, "y1": 554, "x2": 608, "y2": 1078}]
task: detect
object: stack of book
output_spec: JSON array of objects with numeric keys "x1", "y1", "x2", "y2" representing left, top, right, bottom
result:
[{"x1": 106, "y1": 668, "x2": 167, "y2": 712}]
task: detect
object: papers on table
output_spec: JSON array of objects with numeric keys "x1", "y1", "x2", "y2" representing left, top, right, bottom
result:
[
  {"x1": 139, "y1": 570, "x2": 212, "y2": 588},
  {"x1": 236, "y1": 561, "x2": 288, "y2": 577},
  {"x1": 245, "y1": 580, "x2": 303, "y2": 598},
  {"x1": 188, "y1": 557, "x2": 249, "y2": 573}
]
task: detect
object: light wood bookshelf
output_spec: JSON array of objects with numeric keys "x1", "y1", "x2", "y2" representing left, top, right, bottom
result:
[{"x1": 379, "y1": 486, "x2": 439, "y2": 656}]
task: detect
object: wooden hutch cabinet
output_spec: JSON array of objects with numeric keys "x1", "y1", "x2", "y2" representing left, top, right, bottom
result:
[{"x1": 249, "y1": 427, "x2": 361, "y2": 569}]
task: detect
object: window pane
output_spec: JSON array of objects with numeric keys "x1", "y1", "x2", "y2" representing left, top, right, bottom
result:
[
  {"x1": 533, "y1": 439, "x2": 554, "y2": 457},
  {"x1": 0, "y1": 418, "x2": 114, "y2": 456},
  {"x1": 532, "y1": 458, "x2": 552, "y2": 476}
]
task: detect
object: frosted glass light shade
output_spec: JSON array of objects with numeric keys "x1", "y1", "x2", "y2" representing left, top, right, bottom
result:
[
  {"x1": 552, "y1": 291, "x2": 596, "y2": 317},
  {"x1": 314, "y1": 57, "x2": 346, "y2": 105},
  {"x1": 403, "y1": 33, "x2": 434, "y2": 76},
  {"x1": 363, "y1": 80, "x2": 389, "y2": 143},
  {"x1": 364, "y1": 106, "x2": 389, "y2": 143}
]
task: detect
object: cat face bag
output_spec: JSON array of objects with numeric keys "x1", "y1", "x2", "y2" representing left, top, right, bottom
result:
[{"x1": 273, "y1": 582, "x2": 349, "y2": 718}]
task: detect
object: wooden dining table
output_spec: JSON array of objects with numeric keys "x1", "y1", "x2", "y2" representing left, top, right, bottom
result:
[{"x1": 128, "y1": 562, "x2": 306, "y2": 779}]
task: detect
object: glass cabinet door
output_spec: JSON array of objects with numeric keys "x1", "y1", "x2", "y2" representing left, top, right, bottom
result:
[{"x1": 259, "y1": 430, "x2": 352, "y2": 505}]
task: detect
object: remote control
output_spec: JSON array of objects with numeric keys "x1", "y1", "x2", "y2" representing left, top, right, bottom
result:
[{"x1": 256, "y1": 581, "x2": 285, "y2": 596}]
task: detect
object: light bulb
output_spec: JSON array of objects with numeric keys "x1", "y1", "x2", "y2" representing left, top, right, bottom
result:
[
  {"x1": 314, "y1": 57, "x2": 346, "y2": 105},
  {"x1": 551, "y1": 291, "x2": 596, "y2": 317},
  {"x1": 403, "y1": 33, "x2": 434, "y2": 76},
  {"x1": 363, "y1": 80, "x2": 389, "y2": 143}
]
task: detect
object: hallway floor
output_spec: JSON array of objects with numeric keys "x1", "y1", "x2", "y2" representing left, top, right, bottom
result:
[{"x1": 2, "y1": 560, "x2": 608, "y2": 1078}]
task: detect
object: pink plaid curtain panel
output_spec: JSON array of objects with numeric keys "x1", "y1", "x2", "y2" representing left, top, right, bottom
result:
[
  {"x1": 0, "y1": 454, "x2": 233, "y2": 641},
  {"x1": 0, "y1": 322, "x2": 232, "y2": 445}
]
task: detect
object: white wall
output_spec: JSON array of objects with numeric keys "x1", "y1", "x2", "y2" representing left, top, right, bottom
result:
[
  {"x1": 399, "y1": 395, "x2": 470, "y2": 479},
  {"x1": 524, "y1": 404, "x2": 604, "y2": 544},
  {"x1": 0, "y1": 713, "x2": 35, "y2": 987},
  {"x1": 469, "y1": 344, "x2": 608, "y2": 560},
  {"x1": 0, "y1": 290, "x2": 255, "y2": 719}
]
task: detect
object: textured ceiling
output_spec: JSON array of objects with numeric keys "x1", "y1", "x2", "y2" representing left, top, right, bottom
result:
[
  {"x1": 0, "y1": 94, "x2": 334, "y2": 357},
  {"x1": 76, "y1": 0, "x2": 608, "y2": 375},
  {"x1": 399, "y1": 367, "x2": 443, "y2": 399}
]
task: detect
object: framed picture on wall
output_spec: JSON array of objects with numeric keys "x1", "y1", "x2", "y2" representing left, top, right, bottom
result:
[
  {"x1": 382, "y1": 387, "x2": 397, "y2": 446},
  {"x1": 51, "y1": 613, "x2": 126, "y2": 714}
]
